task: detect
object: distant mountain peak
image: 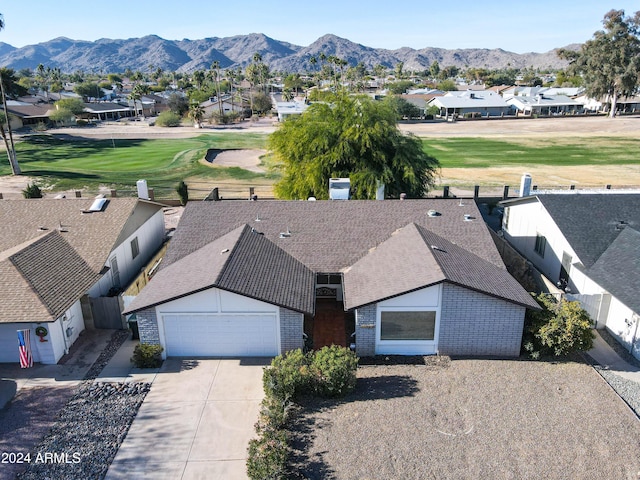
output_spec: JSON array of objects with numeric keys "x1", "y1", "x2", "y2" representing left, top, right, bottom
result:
[{"x1": 0, "y1": 33, "x2": 571, "y2": 73}]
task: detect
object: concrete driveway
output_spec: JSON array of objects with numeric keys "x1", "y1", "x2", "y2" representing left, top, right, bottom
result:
[{"x1": 105, "y1": 358, "x2": 268, "y2": 480}]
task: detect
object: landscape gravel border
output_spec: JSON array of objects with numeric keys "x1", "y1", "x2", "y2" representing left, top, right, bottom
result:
[{"x1": 15, "y1": 330, "x2": 153, "y2": 480}]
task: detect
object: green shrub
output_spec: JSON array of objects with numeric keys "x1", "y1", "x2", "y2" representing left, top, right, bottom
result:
[
  {"x1": 155, "y1": 110, "x2": 182, "y2": 127},
  {"x1": 263, "y1": 349, "x2": 312, "y2": 401},
  {"x1": 131, "y1": 343, "x2": 164, "y2": 368},
  {"x1": 523, "y1": 293, "x2": 595, "y2": 357},
  {"x1": 311, "y1": 345, "x2": 358, "y2": 397},
  {"x1": 247, "y1": 428, "x2": 288, "y2": 480},
  {"x1": 22, "y1": 183, "x2": 43, "y2": 198},
  {"x1": 175, "y1": 180, "x2": 188, "y2": 205},
  {"x1": 258, "y1": 395, "x2": 295, "y2": 430}
]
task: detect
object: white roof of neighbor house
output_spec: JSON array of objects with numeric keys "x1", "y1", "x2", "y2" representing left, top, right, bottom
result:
[
  {"x1": 429, "y1": 90, "x2": 510, "y2": 109},
  {"x1": 275, "y1": 101, "x2": 309, "y2": 115},
  {"x1": 542, "y1": 87, "x2": 585, "y2": 97},
  {"x1": 506, "y1": 94, "x2": 582, "y2": 108},
  {"x1": 502, "y1": 86, "x2": 546, "y2": 97},
  {"x1": 406, "y1": 88, "x2": 444, "y2": 95}
]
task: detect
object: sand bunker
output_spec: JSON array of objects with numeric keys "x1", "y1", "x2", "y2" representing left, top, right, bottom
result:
[{"x1": 204, "y1": 149, "x2": 267, "y2": 173}]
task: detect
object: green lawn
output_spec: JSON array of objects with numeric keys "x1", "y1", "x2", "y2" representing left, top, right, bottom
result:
[
  {"x1": 421, "y1": 137, "x2": 640, "y2": 168},
  {"x1": 3, "y1": 132, "x2": 639, "y2": 193},
  {"x1": 4, "y1": 132, "x2": 271, "y2": 191}
]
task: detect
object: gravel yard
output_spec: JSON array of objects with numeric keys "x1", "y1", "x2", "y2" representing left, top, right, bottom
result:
[{"x1": 290, "y1": 359, "x2": 640, "y2": 480}]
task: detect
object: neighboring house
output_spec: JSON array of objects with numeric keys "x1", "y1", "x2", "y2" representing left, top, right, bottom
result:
[
  {"x1": 428, "y1": 90, "x2": 512, "y2": 119},
  {"x1": 5, "y1": 103, "x2": 54, "y2": 128},
  {"x1": 82, "y1": 102, "x2": 135, "y2": 121},
  {"x1": 125, "y1": 200, "x2": 537, "y2": 359},
  {"x1": 275, "y1": 101, "x2": 309, "y2": 121},
  {"x1": 200, "y1": 95, "x2": 249, "y2": 118},
  {"x1": 506, "y1": 94, "x2": 583, "y2": 116},
  {"x1": 0, "y1": 198, "x2": 165, "y2": 364},
  {"x1": 500, "y1": 193, "x2": 640, "y2": 360}
]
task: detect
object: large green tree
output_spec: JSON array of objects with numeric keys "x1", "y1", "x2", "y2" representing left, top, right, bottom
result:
[
  {"x1": 559, "y1": 9, "x2": 640, "y2": 118},
  {"x1": 270, "y1": 93, "x2": 440, "y2": 200}
]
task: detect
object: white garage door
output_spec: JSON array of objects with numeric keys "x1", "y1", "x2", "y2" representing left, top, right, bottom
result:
[{"x1": 162, "y1": 314, "x2": 279, "y2": 357}]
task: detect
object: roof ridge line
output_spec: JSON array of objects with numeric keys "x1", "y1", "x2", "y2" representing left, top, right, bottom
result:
[{"x1": 215, "y1": 224, "x2": 252, "y2": 284}]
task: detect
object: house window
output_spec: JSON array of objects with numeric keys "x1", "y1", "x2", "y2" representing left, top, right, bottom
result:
[
  {"x1": 380, "y1": 311, "x2": 436, "y2": 341},
  {"x1": 130, "y1": 237, "x2": 140, "y2": 259},
  {"x1": 534, "y1": 234, "x2": 547, "y2": 257},
  {"x1": 316, "y1": 273, "x2": 341, "y2": 285}
]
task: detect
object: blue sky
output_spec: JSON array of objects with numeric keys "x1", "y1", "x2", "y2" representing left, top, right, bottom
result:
[{"x1": 1, "y1": 1, "x2": 637, "y2": 53}]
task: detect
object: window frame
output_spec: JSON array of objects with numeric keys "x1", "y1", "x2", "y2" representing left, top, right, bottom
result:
[
  {"x1": 130, "y1": 237, "x2": 140, "y2": 260},
  {"x1": 379, "y1": 310, "x2": 436, "y2": 341},
  {"x1": 534, "y1": 233, "x2": 547, "y2": 257}
]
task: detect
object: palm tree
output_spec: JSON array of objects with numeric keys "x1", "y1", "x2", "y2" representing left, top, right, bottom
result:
[
  {"x1": 210, "y1": 61, "x2": 223, "y2": 117},
  {"x1": 0, "y1": 14, "x2": 20, "y2": 175},
  {"x1": 129, "y1": 83, "x2": 150, "y2": 118},
  {"x1": 188, "y1": 103, "x2": 205, "y2": 128}
]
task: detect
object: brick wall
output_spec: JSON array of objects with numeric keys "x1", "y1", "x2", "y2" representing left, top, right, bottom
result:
[
  {"x1": 279, "y1": 307, "x2": 303, "y2": 354},
  {"x1": 355, "y1": 304, "x2": 377, "y2": 357},
  {"x1": 137, "y1": 308, "x2": 160, "y2": 345},
  {"x1": 439, "y1": 284, "x2": 525, "y2": 357}
]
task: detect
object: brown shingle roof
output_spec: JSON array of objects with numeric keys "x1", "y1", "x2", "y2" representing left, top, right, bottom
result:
[
  {"x1": 343, "y1": 223, "x2": 538, "y2": 310},
  {"x1": 8, "y1": 231, "x2": 100, "y2": 322},
  {"x1": 163, "y1": 200, "x2": 505, "y2": 273},
  {"x1": 125, "y1": 224, "x2": 315, "y2": 314},
  {"x1": 147, "y1": 200, "x2": 533, "y2": 311},
  {"x1": 0, "y1": 198, "x2": 164, "y2": 323}
]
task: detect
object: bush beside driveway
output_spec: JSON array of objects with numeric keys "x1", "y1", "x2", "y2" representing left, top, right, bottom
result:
[{"x1": 290, "y1": 359, "x2": 640, "y2": 480}]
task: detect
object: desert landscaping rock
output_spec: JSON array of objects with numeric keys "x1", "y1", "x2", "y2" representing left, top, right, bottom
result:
[
  {"x1": 16, "y1": 381, "x2": 151, "y2": 480},
  {"x1": 290, "y1": 359, "x2": 640, "y2": 480}
]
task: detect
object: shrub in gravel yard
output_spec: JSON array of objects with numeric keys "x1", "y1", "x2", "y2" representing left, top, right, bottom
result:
[
  {"x1": 263, "y1": 348, "x2": 313, "y2": 401},
  {"x1": 131, "y1": 343, "x2": 163, "y2": 368},
  {"x1": 154, "y1": 110, "x2": 181, "y2": 127},
  {"x1": 311, "y1": 345, "x2": 359, "y2": 398},
  {"x1": 247, "y1": 427, "x2": 289, "y2": 480},
  {"x1": 524, "y1": 293, "x2": 595, "y2": 357}
]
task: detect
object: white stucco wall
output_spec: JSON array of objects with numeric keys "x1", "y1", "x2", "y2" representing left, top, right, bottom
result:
[
  {"x1": 375, "y1": 284, "x2": 442, "y2": 355},
  {"x1": 89, "y1": 209, "x2": 165, "y2": 297},
  {"x1": 503, "y1": 201, "x2": 578, "y2": 282}
]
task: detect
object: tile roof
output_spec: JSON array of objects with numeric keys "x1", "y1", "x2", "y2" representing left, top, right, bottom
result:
[
  {"x1": 0, "y1": 198, "x2": 163, "y2": 323},
  {"x1": 125, "y1": 224, "x2": 315, "y2": 314},
  {"x1": 536, "y1": 194, "x2": 640, "y2": 268},
  {"x1": 149, "y1": 200, "x2": 532, "y2": 310},
  {"x1": 587, "y1": 227, "x2": 640, "y2": 314}
]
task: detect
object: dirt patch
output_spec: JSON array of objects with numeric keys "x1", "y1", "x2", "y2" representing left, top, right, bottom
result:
[
  {"x1": 290, "y1": 359, "x2": 640, "y2": 480},
  {"x1": 202, "y1": 148, "x2": 267, "y2": 173}
]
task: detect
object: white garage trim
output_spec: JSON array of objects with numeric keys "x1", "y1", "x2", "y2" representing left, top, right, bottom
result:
[{"x1": 159, "y1": 312, "x2": 280, "y2": 357}]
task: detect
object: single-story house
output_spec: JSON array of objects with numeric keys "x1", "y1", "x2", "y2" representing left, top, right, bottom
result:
[
  {"x1": 0, "y1": 198, "x2": 166, "y2": 364},
  {"x1": 5, "y1": 103, "x2": 55, "y2": 128},
  {"x1": 200, "y1": 95, "x2": 249, "y2": 118},
  {"x1": 82, "y1": 102, "x2": 135, "y2": 121},
  {"x1": 506, "y1": 94, "x2": 584, "y2": 116},
  {"x1": 125, "y1": 200, "x2": 538, "y2": 359},
  {"x1": 275, "y1": 101, "x2": 310, "y2": 121},
  {"x1": 500, "y1": 193, "x2": 640, "y2": 360},
  {"x1": 427, "y1": 90, "x2": 512, "y2": 119}
]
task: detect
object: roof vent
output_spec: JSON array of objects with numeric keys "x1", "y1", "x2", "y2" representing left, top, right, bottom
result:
[
  {"x1": 615, "y1": 220, "x2": 628, "y2": 231},
  {"x1": 427, "y1": 209, "x2": 439, "y2": 217},
  {"x1": 308, "y1": 196, "x2": 317, "y2": 201},
  {"x1": 37, "y1": 226, "x2": 48, "y2": 231},
  {"x1": 255, "y1": 213, "x2": 261, "y2": 222},
  {"x1": 464, "y1": 214, "x2": 475, "y2": 222},
  {"x1": 57, "y1": 220, "x2": 68, "y2": 233},
  {"x1": 431, "y1": 245, "x2": 447, "y2": 252},
  {"x1": 279, "y1": 227, "x2": 292, "y2": 238},
  {"x1": 221, "y1": 248, "x2": 229, "y2": 254}
]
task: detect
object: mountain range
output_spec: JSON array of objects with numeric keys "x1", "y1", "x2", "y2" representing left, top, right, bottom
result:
[{"x1": 0, "y1": 33, "x2": 573, "y2": 74}]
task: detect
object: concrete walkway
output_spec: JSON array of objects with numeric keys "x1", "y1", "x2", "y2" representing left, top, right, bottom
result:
[
  {"x1": 95, "y1": 337, "x2": 159, "y2": 384},
  {"x1": 587, "y1": 330, "x2": 640, "y2": 384},
  {"x1": 105, "y1": 358, "x2": 268, "y2": 480}
]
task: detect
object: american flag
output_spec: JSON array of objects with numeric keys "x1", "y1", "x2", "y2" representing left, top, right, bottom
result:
[{"x1": 17, "y1": 329, "x2": 33, "y2": 368}]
